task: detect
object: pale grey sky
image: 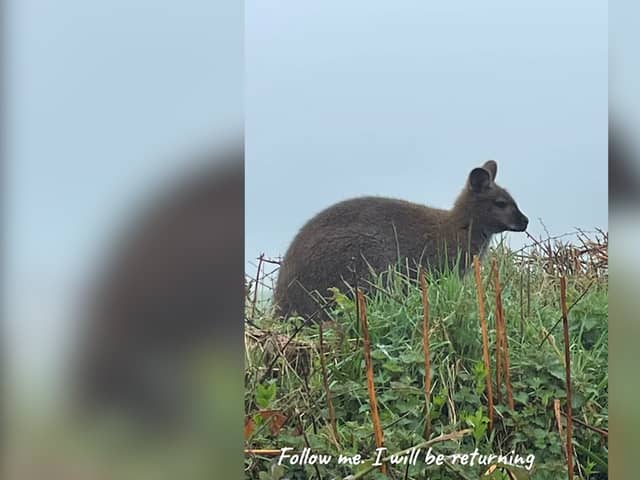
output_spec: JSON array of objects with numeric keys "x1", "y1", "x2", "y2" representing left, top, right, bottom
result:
[
  {"x1": 5, "y1": 0, "x2": 241, "y2": 393},
  {"x1": 246, "y1": 1, "x2": 608, "y2": 270},
  {"x1": 5, "y1": 0, "x2": 607, "y2": 392}
]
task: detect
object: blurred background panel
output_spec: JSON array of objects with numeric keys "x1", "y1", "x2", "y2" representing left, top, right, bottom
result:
[
  {"x1": 610, "y1": 0, "x2": 640, "y2": 478},
  {"x1": 4, "y1": 0, "x2": 243, "y2": 478}
]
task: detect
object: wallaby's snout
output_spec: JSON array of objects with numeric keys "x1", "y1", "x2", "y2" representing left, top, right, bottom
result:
[{"x1": 509, "y1": 208, "x2": 529, "y2": 232}]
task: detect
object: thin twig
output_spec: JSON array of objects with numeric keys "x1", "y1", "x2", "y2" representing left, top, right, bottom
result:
[
  {"x1": 538, "y1": 279, "x2": 596, "y2": 348},
  {"x1": 299, "y1": 414, "x2": 322, "y2": 479},
  {"x1": 559, "y1": 411, "x2": 608, "y2": 438}
]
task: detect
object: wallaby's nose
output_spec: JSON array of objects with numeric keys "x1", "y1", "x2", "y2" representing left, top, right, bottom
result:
[{"x1": 510, "y1": 210, "x2": 528, "y2": 232}]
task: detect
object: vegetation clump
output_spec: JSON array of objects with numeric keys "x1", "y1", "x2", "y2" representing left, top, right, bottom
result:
[{"x1": 245, "y1": 233, "x2": 608, "y2": 479}]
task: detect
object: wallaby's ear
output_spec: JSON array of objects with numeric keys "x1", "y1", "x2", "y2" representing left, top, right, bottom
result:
[
  {"x1": 482, "y1": 160, "x2": 497, "y2": 181},
  {"x1": 468, "y1": 167, "x2": 491, "y2": 193}
]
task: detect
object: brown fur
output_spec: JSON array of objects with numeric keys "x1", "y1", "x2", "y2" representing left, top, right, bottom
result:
[
  {"x1": 75, "y1": 149, "x2": 244, "y2": 425},
  {"x1": 274, "y1": 161, "x2": 528, "y2": 320}
]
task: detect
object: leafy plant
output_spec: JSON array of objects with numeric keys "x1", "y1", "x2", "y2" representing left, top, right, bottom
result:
[{"x1": 245, "y1": 237, "x2": 608, "y2": 479}]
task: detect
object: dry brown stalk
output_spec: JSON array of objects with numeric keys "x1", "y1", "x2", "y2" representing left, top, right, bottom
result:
[
  {"x1": 473, "y1": 256, "x2": 494, "y2": 432},
  {"x1": 251, "y1": 253, "x2": 264, "y2": 320},
  {"x1": 420, "y1": 269, "x2": 432, "y2": 439},
  {"x1": 244, "y1": 449, "x2": 286, "y2": 456},
  {"x1": 493, "y1": 258, "x2": 514, "y2": 411},
  {"x1": 493, "y1": 261, "x2": 503, "y2": 406},
  {"x1": 318, "y1": 321, "x2": 340, "y2": 448},
  {"x1": 560, "y1": 276, "x2": 574, "y2": 480},
  {"x1": 357, "y1": 289, "x2": 386, "y2": 474},
  {"x1": 554, "y1": 399, "x2": 568, "y2": 461}
]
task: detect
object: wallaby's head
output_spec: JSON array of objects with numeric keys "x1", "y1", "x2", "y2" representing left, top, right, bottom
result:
[{"x1": 459, "y1": 160, "x2": 529, "y2": 234}]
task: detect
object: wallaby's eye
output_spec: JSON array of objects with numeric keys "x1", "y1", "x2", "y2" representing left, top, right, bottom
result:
[{"x1": 494, "y1": 200, "x2": 508, "y2": 208}]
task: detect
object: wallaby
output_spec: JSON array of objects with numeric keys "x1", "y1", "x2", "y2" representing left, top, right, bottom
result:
[
  {"x1": 75, "y1": 149, "x2": 244, "y2": 426},
  {"x1": 274, "y1": 160, "x2": 528, "y2": 321}
]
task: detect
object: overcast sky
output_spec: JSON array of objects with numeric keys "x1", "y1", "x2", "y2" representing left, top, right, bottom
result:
[
  {"x1": 246, "y1": 1, "x2": 608, "y2": 271},
  {"x1": 5, "y1": 1, "x2": 607, "y2": 392},
  {"x1": 5, "y1": 0, "x2": 241, "y2": 394}
]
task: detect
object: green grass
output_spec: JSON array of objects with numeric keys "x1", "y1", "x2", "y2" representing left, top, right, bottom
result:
[{"x1": 244, "y1": 242, "x2": 608, "y2": 479}]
